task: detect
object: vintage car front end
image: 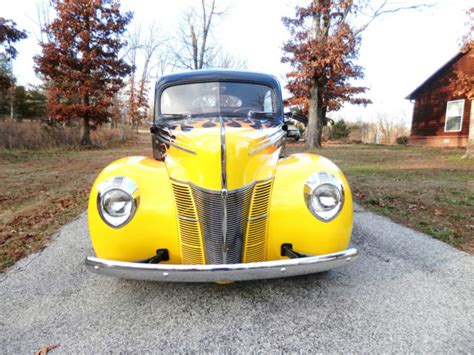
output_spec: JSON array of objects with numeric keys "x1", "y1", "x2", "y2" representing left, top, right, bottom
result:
[{"x1": 86, "y1": 70, "x2": 358, "y2": 282}]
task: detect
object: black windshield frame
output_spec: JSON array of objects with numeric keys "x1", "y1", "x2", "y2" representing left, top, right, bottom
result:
[{"x1": 154, "y1": 72, "x2": 284, "y2": 125}]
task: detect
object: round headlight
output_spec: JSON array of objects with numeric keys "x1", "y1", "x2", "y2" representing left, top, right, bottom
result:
[
  {"x1": 97, "y1": 176, "x2": 139, "y2": 228},
  {"x1": 304, "y1": 172, "x2": 344, "y2": 222},
  {"x1": 311, "y1": 184, "x2": 342, "y2": 211},
  {"x1": 102, "y1": 189, "x2": 133, "y2": 217}
]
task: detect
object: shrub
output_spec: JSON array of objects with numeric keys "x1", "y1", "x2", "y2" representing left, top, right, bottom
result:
[
  {"x1": 329, "y1": 119, "x2": 351, "y2": 140},
  {"x1": 0, "y1": 121, "x2": 58, "y2": 149},
  {"x1": 0, "y1": 120, "x2": 135, "y2": 150},
  {"x1": 396, "y1": 136, "x2": 409, "y2": 145}
]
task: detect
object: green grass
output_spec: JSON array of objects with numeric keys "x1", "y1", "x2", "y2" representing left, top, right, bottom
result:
[{"x1": 287, "y1": 143, "x2": 474, "y2": 253}]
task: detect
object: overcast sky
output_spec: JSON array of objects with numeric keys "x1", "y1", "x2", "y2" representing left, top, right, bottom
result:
[{"x1": 2, "y1": 0, "x2": 471, "y2": 123}]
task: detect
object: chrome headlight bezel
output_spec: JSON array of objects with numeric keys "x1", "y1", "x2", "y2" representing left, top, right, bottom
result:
[
  {"x1": 304, "y1": 171, "x2": 345, "y2": 222},
  {"x1": 97, "y1": 176, "x2": 139, "y2": 228}
]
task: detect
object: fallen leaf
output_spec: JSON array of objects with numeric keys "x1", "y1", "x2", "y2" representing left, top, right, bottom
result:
[
  {"x1": 34, "y1": 343, "x2": 59, "y2": 355},
  {"x1": 13, "y1": 249, "x2": 24, "y2": 259}
]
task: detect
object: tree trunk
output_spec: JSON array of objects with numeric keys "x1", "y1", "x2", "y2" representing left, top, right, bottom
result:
[
  {"x1": 120, "y1": 112, "x2": 126, "y2": 142},
  {"x1": 462, "y1": 99, "x2": 474, "y2": 159},
  {"x1": 306, "y1": 82, "x2": 323, "y2": 148},
  {"x1": 8, "y1": 84, "x2": 15, "y2": 121},
  {"x1": 81, "y1": 116, "x2": 92, "y2": 145},
  {"x1": 189, "y1": 21, "x2": 198, "y2": 69},
  {"x1": 198, "y1": 0, "x2": 214, "y2": 69},
  {"x1": 304, "y1": 0, "x2": 324, "y2": 148},
  {"x1": 464, "y1": 144, "x2": 474, "y2": 159},
  {"x1": 10, "y1": 95, "x2": 14, "y2": 121}
]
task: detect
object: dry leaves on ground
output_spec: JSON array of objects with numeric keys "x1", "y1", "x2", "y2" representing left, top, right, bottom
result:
[{"x1": 34, "y1": 343, "x2": 59, "y2": 355}]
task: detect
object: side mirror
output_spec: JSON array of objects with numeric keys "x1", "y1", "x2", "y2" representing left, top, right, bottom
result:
[
  {"x1": 283, "y1": 112, "x2": 304, "y2": 142},
  {"x1": 282, "y1": 123, "x2": 301, "y2": 142},
  {"x1": 284, "y1": 111, "x2": 307, "y2": 125}
]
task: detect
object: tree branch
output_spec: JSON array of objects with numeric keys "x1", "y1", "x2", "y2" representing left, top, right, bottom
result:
[{"x1": 356, "y1": 1, "x2": 433, "y2": 35}]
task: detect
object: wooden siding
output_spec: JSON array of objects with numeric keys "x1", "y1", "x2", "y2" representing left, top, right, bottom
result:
[{"x1": 410, "y1": 49, "x2": 473, "y2": 140}]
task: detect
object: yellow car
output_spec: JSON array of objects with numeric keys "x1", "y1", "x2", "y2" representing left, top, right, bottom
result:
[{"x1": 86, "y1": 70, "x2": 358, "y2": 282}]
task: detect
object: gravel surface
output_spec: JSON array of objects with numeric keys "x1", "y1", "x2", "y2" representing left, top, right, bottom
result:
[{"x1": 1, "y1": 208, "x2": 473, "y2": 353}]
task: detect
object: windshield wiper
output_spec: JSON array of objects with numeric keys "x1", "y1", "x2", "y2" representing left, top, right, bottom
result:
[
  {"x1": 160, "y1": 113, "x2": 188, "y2": 120},
  {"x1": 247, "y1": 111, "x2": 276, "y2": 118}
]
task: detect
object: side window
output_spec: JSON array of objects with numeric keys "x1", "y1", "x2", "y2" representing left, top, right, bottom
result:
[
  {"x1": 445, "y1": 99, "x2": 464, "y2": 132},
  {"x1": 263, "y1": 90, "x2": 273, "y2": 112},
  {"x1": 160, "y1": 92, "x2": 171, "y2": 114}
]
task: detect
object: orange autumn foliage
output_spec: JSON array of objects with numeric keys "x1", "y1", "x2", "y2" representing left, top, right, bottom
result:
[{"x1": 35, "y1": 0, "x2": 133, "y2": 145}]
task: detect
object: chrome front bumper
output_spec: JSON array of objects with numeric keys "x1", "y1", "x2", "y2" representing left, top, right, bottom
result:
[{"x1": 85, "y1": 248, "x2": 358, "y2": 282}]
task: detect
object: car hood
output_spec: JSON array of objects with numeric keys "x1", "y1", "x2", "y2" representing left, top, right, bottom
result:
[{"x1": 157, "y1": 117, "x2": 285, "y2": 191}]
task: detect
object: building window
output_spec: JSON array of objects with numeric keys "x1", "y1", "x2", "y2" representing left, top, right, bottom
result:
[{"x1": 444, "y1": 99, "x2": 464, "y2": 132}]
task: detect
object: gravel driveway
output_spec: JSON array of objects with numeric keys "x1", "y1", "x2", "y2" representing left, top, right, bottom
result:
[{"x1": 1, "y1": 207, "x2": 473, "y2": 353}]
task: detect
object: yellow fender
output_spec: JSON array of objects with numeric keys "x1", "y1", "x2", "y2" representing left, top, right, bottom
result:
[
  {"x1": 267, "y1": 153, "x2": 353, "y2": 260},
  {"x1": 88, "y1": 156, "x2": 182, "y2": 264}
]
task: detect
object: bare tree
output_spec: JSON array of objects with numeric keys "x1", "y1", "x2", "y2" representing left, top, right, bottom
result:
[
  {"x1": 173, "y1": 0, "x2": 225, "y2": 70},
  {"x1": 170, "y1": 0, "x2": 248, "y2": 71},
  {"x1": 373, "y1": 110, "x2": 411, "y2": 144},
  {"x1": 138, "y1": 25, "x2": 165, "y2": 115},
  {"x1": 214, "y1": 49, "x2": 248, "y2": 69},
  {"x1": 357, "y1": 0, "x2": 433, "y2": 34},
  {"x1": 124, "y1": 26, "x2": 141, "y2": 129},
  {"x1": 155, "y1": 49, "x2": 173, "y2": 78},
  {"x1": 125, "y1": 24, "x2": 167, "y2": 130},
  {"x1": 36, "y1": 0, "x2": 53, "y2": 45},
  {"x1": 376, "y1": 112, "x2": 395, "y2": 143}
]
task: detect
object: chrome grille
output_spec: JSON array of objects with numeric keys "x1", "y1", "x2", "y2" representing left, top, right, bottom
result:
[
  {"x1": 191, "y1": 185, "x2": 253, "y2": 264},
  {"x1": 172, "y1": 183, "x2": 205, "y2": 264},
  {"x1": 243, "y1": 180, "x2": 273, "y2": 262}
]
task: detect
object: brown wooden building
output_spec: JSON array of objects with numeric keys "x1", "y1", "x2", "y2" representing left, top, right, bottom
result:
[{"x1": 406, "y1": 47, "x2": 473, "y2": 147}]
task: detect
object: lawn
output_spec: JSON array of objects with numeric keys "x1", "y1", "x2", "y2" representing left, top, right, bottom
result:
[
  {"x1": 287, "y1": 143, "x2": 474, "y2": 253},
  {"x1": 1, "y1": 137, "x2": 473, "y2": 272},
  {"x1": 0, "y1": 134, "x2": 151, "y2": 271}
]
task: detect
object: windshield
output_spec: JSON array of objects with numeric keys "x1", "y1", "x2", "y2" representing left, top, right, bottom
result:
[{"x1": 158, "y1": 82, "x2": 277, "y2": 118}]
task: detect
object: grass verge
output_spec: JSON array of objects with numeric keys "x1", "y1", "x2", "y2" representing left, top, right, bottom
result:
[
  {"x1": 0, "y1": 134, "x2": 151, "y2": 271},
  {"x1": 287, "y1": 143, "x2": 474, "y2": 253}
]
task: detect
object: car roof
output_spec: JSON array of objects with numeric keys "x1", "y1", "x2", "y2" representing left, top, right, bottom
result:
[{"x1": 155, "y1": 70, "x2": 282, "y2": 92}]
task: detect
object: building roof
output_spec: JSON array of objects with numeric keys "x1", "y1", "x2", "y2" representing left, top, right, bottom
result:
[{"x1": 405, "y1": 51, "x2": 465, "y2": 100}]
